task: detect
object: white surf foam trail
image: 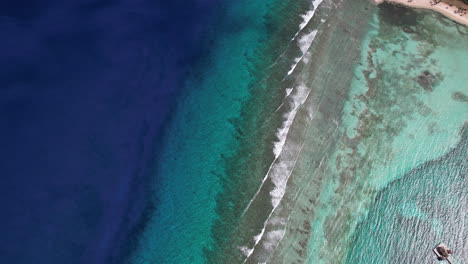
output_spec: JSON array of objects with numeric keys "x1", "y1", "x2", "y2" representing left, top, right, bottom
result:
[
  {"x1": 291, "y1": 0, "x2": 326, "y2": 41},
  {"x1": 241, "y1": 214, "x2": 289, "y2": 261},
  {"x1": 287, "y1": 0, "x2": 326, "y2": 76},
  {"x1": 241, "y1": 29, "x2": 321, "y2": 262},
  {"x1": 287, "y1": 29, "x2": 318, "y2": 76},
  {"x1": 263, "y1": 229, "x2": 286, "y2": 252},
  {"x1": 242, "y1": 139, "x2": 308, "y2": 262},
  {"x1": 239, "y1": 1, "x2": 327, "y2": 260},
  {"x1": 273, "y1": 84, "x2": 310, "y2": 159},
  {"x1": 240, "y1": 84, "x2": 311, "y2": 218},
  {"x1": 270, "y1": 87, "x2": 310, "y2": 208},
  {"x1": 240, "y1": 226, "x2": 265, "y2": 257},
  {"x1": 268, "y1": 0, "x2": 325, "y2": 72},
  {"x1": 299, "y1": 10, "x2": 315, "y2": 31},
  {"x1": 241, "y1": 84, "x2": 312, "y2": 262}
]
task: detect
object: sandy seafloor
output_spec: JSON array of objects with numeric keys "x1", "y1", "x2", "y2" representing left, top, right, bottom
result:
[{"x1": 128, "y1": 0, "x2": 468, "y2": 263}]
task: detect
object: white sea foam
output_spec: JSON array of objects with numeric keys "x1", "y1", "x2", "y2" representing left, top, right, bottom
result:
[
  {"x1": 287, "y1": 58, "x2": 300, "y2": 76},
  {"x1": 270, "y1": 90, "x2": 310, "y2": 206},
  {"x1": 271, "y1": 5, "x2": 318, "y2": 73},
  {"x1": 299, "y1": 31, "x2": 318, "y2": 54},
  {"x1": 254, "y1": 231, "x2": 264, "y2": 243},
  {"x1": 299, "y1": 10, "x2": 315, "y2": 31},
  {"x1": 242, "y1": 84, "x2": 311, "y2": 263},
  {"x1": 302, "y1": 51, "x2": 312, "y2": 64},
  {"x1": 240, "y1": 227, "x2": 266, "y2": 258},
  {"x1": 292, "y1": 0, "x2": 325, "y2": 40},
  {"x1": 287, "y1": 0, "x2": 326, "y2": 76},
  {"x1": 241, "y1": 30, "x2": 319, "y2": 262},
  {"x1": 273, "y1": 84, "x2": 310, "y2": 158},
  {"x1": 241, "y1": 84, "x2": 311, "y2": 219},
  {"x1": 239, "y1": 246, "x2": 252, "y2": 257},
  {"x1": 263, "y1": 229, "x2": 286, "y2": 252},
  {"x1": 240, "y1": 0, "x2": 327, "y2": 260},
  {"x1": 270, "y1": 216, "x2": 287, "y2": 225},
  {"x1": 287, "y1": 29, "x2": 318, "y2": 76}
]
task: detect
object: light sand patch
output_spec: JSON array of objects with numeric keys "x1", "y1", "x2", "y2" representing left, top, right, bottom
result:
[{"x1": 377, "y1": 0, "x2": 468, "y2": 26}]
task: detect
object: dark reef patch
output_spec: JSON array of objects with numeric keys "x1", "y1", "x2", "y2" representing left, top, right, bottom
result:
[
  {"x1": 417, "y1": 70, "x2": 437, "y2": 91},
  {"x1": 379, "y1": 3, "x2": 420, "y2": 26},
  {"x1": 452, "y1": 91, "x2": 468, "y2": 102}
]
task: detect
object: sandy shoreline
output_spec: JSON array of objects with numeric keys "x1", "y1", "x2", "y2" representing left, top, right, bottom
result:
[{"x1": 374, "y1": 0, "x2": 468, "y2": 26}]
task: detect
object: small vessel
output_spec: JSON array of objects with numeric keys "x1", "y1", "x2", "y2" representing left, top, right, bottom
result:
[{"x1": 433, "y1": 243, "x2": 453, "y2": 263}]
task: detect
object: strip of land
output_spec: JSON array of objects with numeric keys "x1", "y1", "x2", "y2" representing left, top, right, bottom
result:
[{"x1": 374, "y1": 0, "x2": 468, "y2": 26}]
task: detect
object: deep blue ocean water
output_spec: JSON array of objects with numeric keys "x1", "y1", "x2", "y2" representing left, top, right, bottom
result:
[
  {"x1": 0, "y1": 1, "x2": 223, "y2": 263},
  {"x1": 5, "y1": 1, "x2": 464, "y2": 263}
]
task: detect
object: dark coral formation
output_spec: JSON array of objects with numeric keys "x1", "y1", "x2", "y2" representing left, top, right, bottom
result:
[
  {"x1": 417, "y1": 70, "x2": 437, "y2": 91},
  {"x1": 452, "y1": 91, "x2": 468, "y2": 102}
]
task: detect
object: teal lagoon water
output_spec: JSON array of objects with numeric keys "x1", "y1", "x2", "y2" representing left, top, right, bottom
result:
[
  {"x1": 127, "y1": 0, "x2": 314, "y2": 263},
  {"x1": 346, "y1": 125, "x2": 468, "y2": 263},
  {"x1": 343, "y1": 5, "x2": 468, "y2": 264},
  {"x1": 128, "y1": 0, "x2": 468, "y2": 263}
]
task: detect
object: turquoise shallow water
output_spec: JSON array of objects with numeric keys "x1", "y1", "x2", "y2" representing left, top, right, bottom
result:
[
  {"x1": 342, "y1": 5, "x2": 468, "y2": 263},
  {"x1": 226, "y1": 2, "x2": 468, "y2": 263},
  {"x1": 346, "y1": 125, "x2": 467, "y2": 263},
  {"x1": 128, "y1": 0, "x2": 309, "y2": 263},
  {"x1": 128, "y1": 1, "x2": 467, "y2": 263},
  {"x1": 300, "y1": 5, "x2": 468, "y2": 263}
]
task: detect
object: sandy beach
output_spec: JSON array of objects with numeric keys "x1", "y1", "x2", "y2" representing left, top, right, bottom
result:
[{"x1": 374, "y1": 0, "x2": 468, "y2": 26}]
